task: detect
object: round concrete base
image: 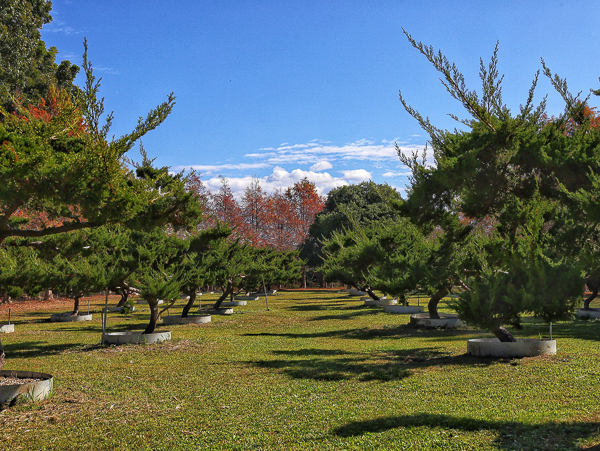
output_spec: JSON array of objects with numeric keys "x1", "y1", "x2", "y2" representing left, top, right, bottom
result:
[
  {"x1": 211, "y1": 307, "x2": 234, "y2": 315},
  {"x1": 409, "y1": 313, "x2": 464, "y2": 328},
  {"x1": 576, "y1": 309, "x2": 600, "y2": 319},
  {"x1": 221, "y1": 300, "x2": 247, "y2": 307},
  {"x1": 51, "y1": 313, "x2": 92, "y2": 322},
  {"x1": 136, "y1": 300, "x2": 164, "y2": 305},
  {"x1": 0, "y1": 370, "x2": 53, "y2": 409},
  {"x1": 362, "y1": 297, "x2": 396, "y2": 306},
  {"x1": 103, "y1": 331, "x2": 171, "y2": 345},
  {"x1": 102, "y1": 306, "x2": 135, "y2": 313},
  {"x1": 162, "y1": 314, "x2": 211, "y2": 325},
  {"x1": 199, "y1": 307, "x2": 234, "y2": 315},
  {"x1": 382, "y1": 305, "x2": 425, "y2": 314},
  {"x1": 235, "y1": 296, "x2": 259, "y2": 301},
  {"x1": 467, "y1": 338, "x2": 556, "y2": 357},
  {"x1": 0, "y1": 324, "x2": 14, "y2": 333}
]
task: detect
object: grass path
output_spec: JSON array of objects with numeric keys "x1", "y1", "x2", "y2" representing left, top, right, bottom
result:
[{"x1": 0, "y1": 291, "x2": 599, "y2": 450}]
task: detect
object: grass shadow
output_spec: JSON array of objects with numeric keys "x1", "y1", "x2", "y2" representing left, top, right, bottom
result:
[
  {"x1": 247, "y1": 347, "x2": 494, "y2": 382},
  {"x1": 4, "y1": 341, "x2": 103, "y2": 359},
  {"x1": 286, "y1": 303, "x2": 351, "y2": 312},
  {"x1": 245, "y1": 324, "x2": 479, "y2": 341},
  {"x1": 333, "y1": 413, "x2": 600, "y2": 450},
  {"x1": 308, "y1": 309, "x2": 383, "y2": 321},
  {"x1": 546, "y1": 320, "x2": 600, "y2": 343}
]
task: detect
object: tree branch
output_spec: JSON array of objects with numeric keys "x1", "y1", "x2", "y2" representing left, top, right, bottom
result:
[{"x1": 0, "y1": 221, "x2": 98, "y2": 243}]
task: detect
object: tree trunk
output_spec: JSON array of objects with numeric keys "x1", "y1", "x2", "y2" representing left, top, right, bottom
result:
[
  {"x1": 71, "y1": 296, "x2": 80, "y2": 316},
  {"x1": 0, "y1": 339, "x2": 4, "y2": 372},
  {"x1": 144, "y1": 303, "x2": 159, "y2": 334},
  {"x1": 584, "y1": 287, "x2": 598, "y2": 310},
  {"x1": 302, "y1": 266, "x2": 307, "y2": 288},
  {"x1": 491, "y1": 326, "x2": 517, "y2": 342},
  {"x1": 213, "y1": 283, "x2": 232, "y2": 309},
  {"x1": 365, "y1": 287, "x2": 380, "y2": 301},
  {"x1": 181, "y1": 291, "x2": 197, "y2": 317},
  {"x1": 116, "y1": 289, "x2": 129, "y2": 307},
  {"x1": 427, "y1": 287, "x2": 449, "y2": 319},
  {"x1": 43, "y1": 289, "x2": 52, "y2": 301}
]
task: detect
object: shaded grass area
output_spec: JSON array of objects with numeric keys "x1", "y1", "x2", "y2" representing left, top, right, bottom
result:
[{"x1": 0, "y1": 292, "x2": 599, "y2": 450}]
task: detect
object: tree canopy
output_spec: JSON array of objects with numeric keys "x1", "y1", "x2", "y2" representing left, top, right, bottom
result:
[{"x1": 397, "y1": 30, "x2": 590, "y2": 341}]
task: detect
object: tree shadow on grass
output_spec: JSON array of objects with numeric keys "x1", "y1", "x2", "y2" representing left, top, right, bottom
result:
[
  {"x1": 544, "y1": 320, "x2": 600, "y2": 343},
  {"x1": 245, "y1": 324, "x2": 479, "y2": 341},
  {"x1": 4, "y1": 341, "x2": 103, "y2": 359},
  {"x1": 285, "y1": 294, "x2": 350, "y2": 301},
  {"x1": 286, "y1": 303, "x2": 352, "y2": 312},
  {"x1": 247, "y1": 348, "x2": 494, "y2": 382},
  {"x1": 308, "y1": 309, "x2": 384, "y2": 321},
  {"x1": 333, "y1": 413, "x2": 600, "y2": 450}
]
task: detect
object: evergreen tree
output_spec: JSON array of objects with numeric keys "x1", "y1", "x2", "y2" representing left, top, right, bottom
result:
[
  {"x1": 398, "y1": 31, "x2": 585, "y2": 341},
  {"x1": 0, "y1": 3, "x2": 202, "y2": 368}
]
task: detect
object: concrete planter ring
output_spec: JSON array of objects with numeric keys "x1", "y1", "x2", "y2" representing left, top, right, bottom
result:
[
  {"x1": 209, "y1": 307, "x2": 234, "y2": 315},
  {"x1": 162, "y1": 314, "x2": 211, "y2": 326},
  {"x1": 382, "y1": 305, "x2": 425, "y2": 314},
  {"x1": 51, "y1": 313, "x2": 92, "y2": 322},
  {"x1": 102, "y1": 306, "x2": 135, "y2": 313},
  {"x1": 409, "y1": 313, "x2": 464, "y2": 328},
  {"x1": 467, "y1": 338, "x2": 556, "y2": 358},
  {"x1": 103, "y1": 331, "x2": 171, "y2": 345},
  {"x1": 0, "y1": 370, "x2": 53, "y2": 409},
  {"x1": 221, "y1": 300, "x2": 247, "y2": 307},
  {"x1": 361, "y1": 297, "x2": 397, "y2": 306},
  {"x1": 234, "y1": 296, "x2": 258, "y2": 301},
  {"x1": 136, "y1": 300, "x2": 164, "y2": 305},
  {"x1": 0, "y1": 324, "x2": 14, "y2": 333},
  {"x1": 576, "y1": 309, "x2": 600, "y2": 319}
]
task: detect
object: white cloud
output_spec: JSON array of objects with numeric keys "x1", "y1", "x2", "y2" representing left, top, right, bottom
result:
[
  {"x1": 93, "y1": 66, "x2": 120, "y2": 75},
  {"x1": 245, "y1": 139, "x2": 425, "y2": 166},
  {"x1": 310, "y1": 160, "x2": 333, "y2": 172},
  {"x1": 340, "y1": 169, "x2": 372, "y2": 183},
  {"x1": 204, "y1": 166, "x2": 354, "y2": 197},
  {"x1": 43, "y1": 20, "x2": 81, "y2": 35},
  {"x1": 177, "y1": 163, "x2": 271, "y2": 173},
  {"x1": 382, "y1": 170, "x2": 413, "y2": 177}
]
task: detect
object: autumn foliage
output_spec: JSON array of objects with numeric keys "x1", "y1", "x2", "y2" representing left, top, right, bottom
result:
[{"x1": 189, "y1": 176, "x2": 325, "y2": 251}]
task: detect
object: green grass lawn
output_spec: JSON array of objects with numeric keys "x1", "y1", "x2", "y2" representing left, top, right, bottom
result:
[{"x1": 0, "y1": 291, "x2": 599, "y2": 450}]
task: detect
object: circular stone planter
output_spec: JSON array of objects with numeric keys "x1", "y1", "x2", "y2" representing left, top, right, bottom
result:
[
  {"x1": 382, "y1": 305, "x2": 425, "y2": 314},
  {"x1": 576, "y1": 309, "x2": 600, "y2": 319},
  {"x1": 0, "y1": 324, "x2": 14, "y2": 333},
  {"x1": 102, "y1": 306, "x2": 135, "y2": 313},
  {"x1": 0, "y1": 370, "x2": 53, "y2": 409},
  {"x1": 162, "y1": 314, "x2": 211, "y2": 325},
  {"x1": 103, "y1": 331, "x2": 171, "y2": 345},
  {"x1": 361, "y1": 297, "x2": 397, "y2": 307},
  {"x1": 210, "y1": 307, "x2": 234, "y2": 315},
  {"x1": 236, "y1": 296, "x2": 259, "y2": 301},
  {"x1": 409, "y1": 313, "x2": 464, "y2": 328},
  {"x1": 221, "y1": 300, "x2": 247, "y2": 307},
  {"x1": 50, "y1": 313, "x2": 92, "y2": 322},
  {"x1": 467, "y1": 338, "x2": 556, "y2": 358},
  {"x1": 136, "y1": 300, "x2": 164, "y2": 305}
]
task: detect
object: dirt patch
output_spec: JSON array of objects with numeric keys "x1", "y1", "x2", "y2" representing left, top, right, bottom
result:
[
  {"x1": 0, "y1": 377, "x2": 41, "y2": 386},
  {"x1": 0, "y1": 294, "x2": 122, "y2": 316}
]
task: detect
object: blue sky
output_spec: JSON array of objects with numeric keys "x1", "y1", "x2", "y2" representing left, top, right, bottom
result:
[{"x1": 42, "y1": 1, "x2": 600, "y2": 197}]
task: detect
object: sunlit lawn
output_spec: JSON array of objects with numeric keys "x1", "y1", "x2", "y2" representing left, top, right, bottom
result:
[{"x1": 0, "y1": 290, "x2": 599, "y2": 450}]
